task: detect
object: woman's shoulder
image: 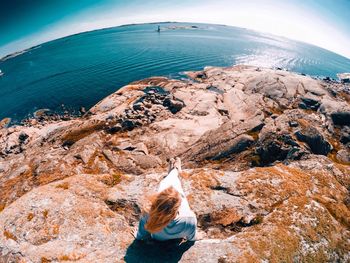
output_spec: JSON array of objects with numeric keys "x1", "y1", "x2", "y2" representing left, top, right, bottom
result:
[{"x1": 174, "y1": 215, "x2": 197, "y2": 226}]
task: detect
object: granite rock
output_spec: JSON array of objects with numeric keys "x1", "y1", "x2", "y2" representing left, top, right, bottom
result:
[{"x1": 0, "y1": 65, "x2": 349, "y2": 262}]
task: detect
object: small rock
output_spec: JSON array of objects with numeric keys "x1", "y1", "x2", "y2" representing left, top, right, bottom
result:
[
  {"x1": 340, "y1": 127, "x2": 350, "y2": 144},
  {"x1": 241, "y1": 214, "x2": 257, "y2": 225},
  {"x1": 0, "y1": 117, "x2": 11, "y2": 128},
  {"x1": 132, "y1": 103, "x2": 143, "y2": 111},
  {"x1": 256, "y1": 133, "x2": 300, "y2": 165},
  {"x1": 299, "y1": 97, "x2": 320, "y2": 111},
  {"x1": 143, "y1": 101, "x2": 152, "y2": 109},
  {"x1": 295, "y1": 127, "x2": 332, "y2": 155},
  {"x1": 217, "y1": 108, "x2": 229, "y2": 116},
  {"x1": 106, "y1": 124, "x2": 122, "y2": 134},
  {"x1": 18, "y1": 132, "x2": 29, "y2": 143},
  {"x1": 34, "y1": 109, "x2": 50, "y2": 118},
  {"x1": 163, "y1": 98, "x2": 185, "y2": 114},
  {"x1": 121, "y1": 120, "x2": 136, "y2": 131},
  {"x1": 288, "y1": 121, "x2": 299, "y2": 127},
  {"x1": 331, "y1": 111, "x2": 350, "y2": 126},
  {"x1": 79, "y1": 107, "x2": 86, "y2": 114}
]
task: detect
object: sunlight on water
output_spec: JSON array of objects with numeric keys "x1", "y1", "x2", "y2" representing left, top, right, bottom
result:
[
  {"x1": 1, "y1": 22, "x2": 350, "y2": 121},
  {"x1": 235, "y1": 49, "x2": 297, "y2": 69}
]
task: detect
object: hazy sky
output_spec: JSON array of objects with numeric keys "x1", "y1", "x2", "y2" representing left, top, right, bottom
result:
[{"x1": 1, "y1": 0, "x2": 349, "y2": 58}]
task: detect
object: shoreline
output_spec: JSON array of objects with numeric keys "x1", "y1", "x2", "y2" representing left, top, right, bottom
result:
[
  {"x1": 1, "y1": 66, "x2": 348, "y2": 128},
  {"x1": 0, "y1": 65, "x2": 349, "y2": 261}
]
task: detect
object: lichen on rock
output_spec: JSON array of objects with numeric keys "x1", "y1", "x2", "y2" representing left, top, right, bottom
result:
[{"x1": 0, "y1": 65, "x2": 349, "y2": 262}]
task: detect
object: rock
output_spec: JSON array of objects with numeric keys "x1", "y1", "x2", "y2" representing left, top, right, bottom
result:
[
  {"x1": 18, "y1": 132, "x2": 29, "y2": 143},
  {"x1": 337, "y1": 72, "x2": 350, "y2": 83},
  {"x1": 299, "y1": 96, "x2": 320, "y2": 110},
  {"x1": 288, "y1": 120, "x2": 299, "y2": 127},
  {"x1": 106, "y1": 123, "x2": 122, "y2": 134},
  {"x1": 295, "y1": 127, "x2": 332, "y2": 155},
  {"x1": 132, "y1": 103, "x2": 144, "y2": 111},
  {"x1": 130, "y1": 154, "x2": 162, "y2": 170},
  {"x1": 0, "y1": 117, "x2": 11, "y2": 128},
  {"x1": 181, "y1": 118, "x2": 263, "y2": 163},
  {"x1": 319, "y1": 98, "x2": 350, "y2": 124},
  {"x1": 79, "y1": 106, "x2": 86, "y2": 114},
  {"x1": 340, "y1": 127, "x2": 350, "y2": 144},
  {"x1": 143, "y1": 101, "x2": 152, "y2": 108},
  {"x1": 0, "y1": 65, "x2": 349, "y2": 262},
  {"x1": 163, "y1": 98, "x2": 185, "y2": 114},
  {"x1": 34, "y1": 108, "x2": 51, "y2": 118},
  {"x1": 211, "y1": 134, "x2": 254, "y2": 160},
  {"x1": 186, "y1": 71, "x2": 207, "y2": 80},
  {"x1": 256, "y1": 132, "x2": 300, "y2": 165},
  {"x1": 121, "y1": 120, "x2": 136, "y2": 131},
  {"x1": 336, "y1": 149, "x2": 350, "y2": 164},
  {"x1": 29, "y1": 118, "x2": 38, "y2": 126},
  {"x1": 331, "y1": 111, "x2": 350, "y2": 126}
]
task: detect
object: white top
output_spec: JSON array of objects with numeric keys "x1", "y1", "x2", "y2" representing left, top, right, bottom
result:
[{"x1": 136, "y1": 168, "x2": 197, "y2": 241}]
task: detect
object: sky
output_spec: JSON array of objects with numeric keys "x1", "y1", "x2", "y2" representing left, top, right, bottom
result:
[{"x1": 1, "y1": 0, "x2": 349, "y2": 58}]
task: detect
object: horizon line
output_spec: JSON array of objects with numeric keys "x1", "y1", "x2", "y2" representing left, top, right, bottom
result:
[{"x1": 1, "y1": 21, "x2": 350, "y2": 61}]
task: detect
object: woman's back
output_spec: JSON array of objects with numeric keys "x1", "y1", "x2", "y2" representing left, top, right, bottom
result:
[
  {"x1": 137, "y1": 213, "x2": 197, "y2": 241},
  {"x1": 135, "y1": 158, "x2": 197, "y2": 241}
]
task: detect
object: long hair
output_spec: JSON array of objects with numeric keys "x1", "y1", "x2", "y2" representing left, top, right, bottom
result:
[{"x1": 144, "y1": 186, "x2": 181, "y2": 233}]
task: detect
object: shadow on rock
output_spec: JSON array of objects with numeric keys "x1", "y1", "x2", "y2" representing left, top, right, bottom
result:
[{"x1": 124, "y1": 239, "x2": 194, "y2": 263}]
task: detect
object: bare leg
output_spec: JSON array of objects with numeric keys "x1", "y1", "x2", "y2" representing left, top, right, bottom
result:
[
  {"x1": 174, "y1": 157, "x2": 182, "y2": 173},
  {"x1": 168, "y1": 158, "x2": 175, "y2": 174},
  {"x1": 159, "y1": 158, "x2": 185, "y2": 196}
]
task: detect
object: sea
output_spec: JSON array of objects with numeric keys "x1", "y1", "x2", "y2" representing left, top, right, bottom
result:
[{"x1": 1, "y1": 22, "x2": 350, "y2": 122}]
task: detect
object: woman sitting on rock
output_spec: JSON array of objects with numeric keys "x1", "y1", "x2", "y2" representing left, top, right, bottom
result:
[{"x1": 134, "y1": 157, "x2": 197, "y2": 242}]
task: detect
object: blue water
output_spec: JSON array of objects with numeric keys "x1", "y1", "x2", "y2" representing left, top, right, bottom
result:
[{"x1": 1, "y1": 22, "x2": 350, "y2": 121}]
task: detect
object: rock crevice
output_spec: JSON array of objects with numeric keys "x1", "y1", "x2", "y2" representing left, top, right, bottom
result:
[{"x1": 0, "y1": 65, "x2": 349, "y2": 262}]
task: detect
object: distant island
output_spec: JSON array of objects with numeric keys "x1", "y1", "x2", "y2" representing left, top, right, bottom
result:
[{"x1": 1, "y1": 22, "x2": 350, "y2": 123}]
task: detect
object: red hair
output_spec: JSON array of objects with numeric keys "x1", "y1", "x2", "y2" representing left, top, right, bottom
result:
[{"x1": 144, "y1": 186, "x2": 181, "y2": 233}]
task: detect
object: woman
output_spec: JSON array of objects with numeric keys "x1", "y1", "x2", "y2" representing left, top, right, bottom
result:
[{"x1": 134, "y1": 157, "x2": 197, "y2": 242}]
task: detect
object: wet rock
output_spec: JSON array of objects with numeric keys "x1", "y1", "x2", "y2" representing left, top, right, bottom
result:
[
  {"x1": 256, "y1": 132, "x2": 300, "y2": 165},
  {"x1": 163, "y1": 98, "x2": 185, "y2": 114},
  {"x1": 79, "y1": 106, "x2": 86, "y2": 114},
  {"x1": 34, "y1": 108, "x2": 51, "y2": 120},
  {"x1": 106, "y1": 123, "x2": 122, "y2": 134},
  {"x1": 0, "y1": 117, "x2": 11, "y2": 128},
  {"x1": 340, "y1": 127, "x2": 350, "y2": 144},
  {"x1": 299, "y1": 96, "x2": 320, "y2": 110},
  {"x1": 18, "y1": 132, "x2": 29, "y2": 143},
  {"x1": 288, "y1": 120, "x2": 299, "y2": 127},
  {"x1": 331, "y1": 111, "x2": 350, "y2": 126},
  {"x1": 186, "y1": 71, "x2": 207, "y2": 80},
  {"x1": 295, "y1": 127, "x2": 332, "y2": 155},
  {"x1": 132, "y1": 103, "x2": 144, "y2": 111},
  {"x1": 121, "y1": 120, "x2": 136, "y2": 131}
]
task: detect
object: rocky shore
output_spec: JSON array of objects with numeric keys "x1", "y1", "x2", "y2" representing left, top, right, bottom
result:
[{"x1": 0, "y1": 65, "x2": 349, "y2": 262}]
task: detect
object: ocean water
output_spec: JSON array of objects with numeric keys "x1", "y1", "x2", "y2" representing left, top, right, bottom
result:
[{"x1": 1, "y1": 22, "x2": 350, "y2": 121}]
